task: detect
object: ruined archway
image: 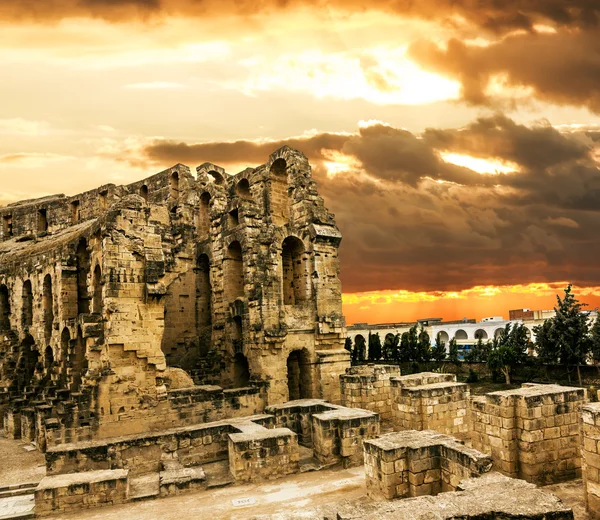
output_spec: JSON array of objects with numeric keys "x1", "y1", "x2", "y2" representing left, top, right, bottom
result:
[
  {"x1": 140, "y1": 184, "x2": 149, "y2": 202},
  {"x1": 281, "y1": 236, "x2": 309, "y2": 305},
  {"x1": 76, "y1": 239, "x2": 90, "y2": 315},
  {"x1": 287, "y1": 349, "x2": 312, "y2": 400},
  {"x1": 70, "y1": 327, "x2": 87, "y2": 392},
  {"x1": 197, "y1": 192, "x2": 211, "y2": 238},
  {"x1": 37, "y1": 208, "x2": 48, "y2": 233},
  {"x1": 45, "y1": 346, "x2": 54, "y2": 369},
  {"x1": 15, "y1": 334, "x2": 38, "y2": 394},
  {"x1": 22, "y1": 280, "x2": 33, "y2": 327},
  {"x1": 92, "y1": 265, "x2": 102, "y2": 314},
  {"x1": 196, "y1": 254, "x2": 212, "y2": 328},
  {"x1": 0, "y1": 284, "x2": 10, "y2": 330},
  {"x1": 233, "y1": 353, "x2": 250, "y2": 387},
  {"x1": 269, "y1": 158, "x2": 289, "y2": 226},
  {"x1": 224, "y1": 241, "x2": 244, "y2": 302},
  {"x1": 236, "y1": 178, "x2": 251, "y2": 199},
  {"x1": 170, "y1": 171, "x2": 180, "y2": 200},
  {"x1": 42, "y1": 274, "x2": 54, "y2": 339}
]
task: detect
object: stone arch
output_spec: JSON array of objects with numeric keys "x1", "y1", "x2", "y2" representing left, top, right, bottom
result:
[
  {"x1": 224, "y1": 241, "x2": 244, "y2": 302},
  {"x1": 437, "y1": 331, "x2": 449, "y2": 344},
  {"x1": 170, "y1": 171, "x2": 180, "y2": 200},
  {"x1": 454, "y1": 329, "x2": 468, "y2": 340},
  {"x1": 474, "y1": 329, "x2": 488, "y2": 340},
  {"x1": 140, "y1": 184, "x2": 149, "y2": 202},
  {"x1": 236, "y1": 178, "x2": 251, "y2": 199},
  {"x1": 92, "y1": 264, "x2": 102, "y2": 314},
  {"x1": 37, "y1": 208, "x2": 48, "y2": 233},
  {"x1": 287, "y1": 349, "x2": 312, "y2": 400},
  {"x1": 269, "y1": 158, "x2": 289, "y2": 226},
  {"x1": 22, "y1": 280, "x2": 33, "y2": 327},
  {"x1": 197, "y1": 192, "x2": 211, "y2": 237},
  {"x1": 0, "y1": 284, "x2": 10, "y2": 330},
  {"x1": 354, "y1": 334, "x2": 366, "y2": 359},
  {"x1": 281, "y1": 236, "x2": 310, "y2": 305},
  {"x1": 196, "y1": 254, "x2": 212, "y2": 329},
  {"x1": 44, "y1": 345, "x2": 54, "y2": 369},
  {"x1": 233, "y1": 352, "x2": 250, "y2": 387},
  {"x1": 71, "y1": 200, "x2": 80, "y2": 224},
  {"x1": 42, "y1": 274, "x2": 54, "y2": 339},
  {"x1": 76, "y1": 238, "x2": 90, "y2": 314},
  {"x1": 494, "y1": 328, "x2": 504, "y2": 339},
  {"x1": 16, "y1": 334, "x2": 38, "y2": 393},
  {"x1": 208, "y1": 170, "x2": 224, "y2": 185}
]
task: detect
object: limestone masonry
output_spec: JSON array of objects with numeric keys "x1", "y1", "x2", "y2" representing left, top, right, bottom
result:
[{"x1": 0, "y1": 146, "x2": 350, "y2": 445}]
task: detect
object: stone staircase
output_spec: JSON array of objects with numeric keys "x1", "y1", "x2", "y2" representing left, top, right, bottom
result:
[{"x1": 0, "y1": 482, "x2": 38, "y2": 520}]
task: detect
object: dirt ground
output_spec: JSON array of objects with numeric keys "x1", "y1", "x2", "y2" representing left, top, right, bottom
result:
[
  {"x1": 0, "y1": 433, "x2": 46, "y2": 486},
  {"x1": 545, "y1": 480, "x2": 589, "y2": 520}
]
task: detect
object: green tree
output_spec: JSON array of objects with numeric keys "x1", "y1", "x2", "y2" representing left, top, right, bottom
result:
[
  {"x1": 590, "y1": 314, "x2": 600, "y2": 373},
  {"x1": 383, "y1": 333, "x2": 400, "y2": 361},
  {"x1": 399, "y1": 331, "x2": 411, "y2": 362},
  {"x1": 447, "y1": 338, "x2": 459, "y2": 365},
  {"x1": 353, "y1": 335, "x2": 366, "y2": 363},
  {"x1": 487, "y1": 323, "x2": 528, "y2": 384},
  {"x1": 368, "y1": 332, "x2": 382, "y2": 361},
  {"x1": 417, "y1": 326, "x2": 431, "y2": 362},
  {"x1": 534, "y1": 284, "x2": 591, "y2": 385},
  {"x1": 465, "y1": 337, "x2": 490, "y2": 363},
  {"x1": 432, "y1": 332, "x2": 447, "y2": 362}
]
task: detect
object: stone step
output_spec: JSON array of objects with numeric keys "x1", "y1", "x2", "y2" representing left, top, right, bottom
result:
[
  {"x1": 128, "y1": 473, "x2": 159, "y2": 501},
  {"x1": 0, "y1": 487, "x2": 36, "y2": 499},
  {"x1": 0, "y1": 483, "x2": 38, "y2": 493}
]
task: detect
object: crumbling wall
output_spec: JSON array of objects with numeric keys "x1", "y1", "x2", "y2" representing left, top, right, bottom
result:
[{"x1": 582, "y1": 402, "x2": 600, "y2": 519}]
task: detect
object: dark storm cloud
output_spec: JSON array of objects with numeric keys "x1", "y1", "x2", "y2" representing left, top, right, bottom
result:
[
  {"x1": 135, "y1": 115, "x2": 600, "y2": 293},
  {"x1": 409, "y1": 28, "x2": 600, "y2": 113}
]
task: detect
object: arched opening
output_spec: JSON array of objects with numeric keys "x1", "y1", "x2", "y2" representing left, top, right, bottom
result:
[
  {"x1": 37, "y1": 209, "x2": 48, "y2": 233},
  {"x1": 2, "y1": 214, "x2": 13, "y2": 237},
  {"x1": 16, "y1": 335, "x2": 38, "y2": 394},
  {"x1": 236, "y1": 179, "x2": 251, "y2": 199},
  {"x1": 474, "y1": 329, "x2": 488, "y2": 340},
  {"x1": 140, "y1": 185, "x2": 149, "y2": 202},
  {"x1": 233, "y1": 353, "x2": 250, "y2": 387},
  {"x1": 208, "y1": 170, "x2": 224, "y2": 185},
  {"x1": 45, "y1": 346, "x2": 54, "y2": 369},
  {"x1": 232, "y1": 315, "x2": 243, "y2": 355},
  {"x1": 287, "y1": 349, "x2": 311, "y2": 400},
  {"x1": 454, "y1": 329, "x2": 468, "y2": 340},
  {"x1": 196, "y1": 254, "x2": 212, "y2": 329},
  {"x1": 42, "y1": 274, "x2": 54, "y2": 339},
  {"x1": 71, "y1": 200, "x2": 80, "y2": 224},
  {"x1": 0, "y1": 284, "x2": 10, "y2": 330},
  {"x1": 22, "y1": 280, "x2": 33, "y2": 327},
  {"x1": 228, "y1": 209, "x2": 239, "y2": 228},
  {"x1": 92, "y1": 265, "x2": 102, "y2": 314},
  {"x1": 170, "y1": 172, "x2": 180, "y2": 200},
  {"x1": 281, "y1": 236, "x2": 309, "y2": 305},
  {"x1": 269, "y1": 158, "x2": 289, "y2": 226},
  {"x1": 76, "y1": 239, "x2": 90, "y2": 314},
  {"x1": 224, "y1": 241, "x2": 244, "y2": 301},
  {"x1": 197, "y1": 192, "x2": 211, "y2": 238},
  {"x1": 437, "y1": 331, "x2": 449, "y2": 344},
  {"x1": 494, "y1": 328, "x2": 504, "y2": 339},
  {"x1": 99, "y1": 190, "x2": 108, "y2": 210}
]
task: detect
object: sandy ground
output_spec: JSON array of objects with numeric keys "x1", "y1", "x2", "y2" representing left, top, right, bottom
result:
[
  {"x1": 545, "y1": 479, "x2": 589, "y2": 520},
  {"x1": 0, "y1": 433, "x2": 46, "y2": 486}
]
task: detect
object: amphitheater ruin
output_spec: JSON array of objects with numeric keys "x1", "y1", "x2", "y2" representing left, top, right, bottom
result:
[{"x1": 0, "y1": 147, "x2": 597, "y2": 519}]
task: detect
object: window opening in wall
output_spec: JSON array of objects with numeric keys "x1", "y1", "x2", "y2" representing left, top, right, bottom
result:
[
  {"x1": 232, "y1": 315, "x2": 243, "y2": 354},
  {"x1": 228, "y1": 209, "x2": 239, "y2": 228},
  {"x1": 71, "y1": 200, "x2": 80, "y2": 224},
  {"x1": 3, "y1": 215, "x2": 13, "y2": 237},
  {"x1": 92, "y1": 265, "x2": 102, "y2": 314},
  {"x1": 22, "y1": 280, "x2": 33, "y2": 327},
  {"x1": 0, "y1": 284, "x2": 10, "y2": 330},
  {"x1": 287, "y1": 349, "x2": 311, "y2": 400},
  {"x1": 99, "y1": 190, "x2": 108, "y2": 210},
  {"x1": 224, "y1": 241, "x2": 244, "y2": 301},
  {"x1": 16, "y1": 335, "x2": 38, "y2": 394},
  {"x1": 76, "y1": 239, "x2": 90, "y2": 314},
  {"x1": 281, "y1": 236, "x2": 309, "y2": 305},
  {"x1": 197, "y1": 192, "x2": 211, "y2": 237},
  {"x1": 45, "y1": 346, "x2": 54, "y2": 369},
  {"x1": 208, "y1": 170, "x2": 224, "y2": 185},
  {"x1": 140, "y1": 185, "x2": 149, "y2": 202},
  {"x1": 42, "y1": 274, "x2": 54, "y2": 339},
  {"x1": 170, "y1": 171, "x2": 180, "y2": 200},
  {"x1": 236, "y1": 179, "x2": 251, "y2": 198},
  {"x1": 60, "y1": 327, "x2": 70, "y2": 383},
  {"x1": 196, "y1": 254, "x2": 212, "y2": 328},
  {"x1": 233, "y1": 352, "x2": 250, "y2": 387},
  {"x1": 37, "y1": 208, "x2": 48, "y2": 233},
  {"x1": 269, "y1": 158, "x2": 290, "y2": 226}
]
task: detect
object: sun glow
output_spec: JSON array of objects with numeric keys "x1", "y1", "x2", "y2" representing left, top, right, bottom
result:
[{"x1": 440, "y1": 152, "x2": 519, "y2": 174}]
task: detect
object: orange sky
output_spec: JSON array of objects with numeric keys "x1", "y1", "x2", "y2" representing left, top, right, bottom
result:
[{"x1": 2, "y1": 2, "x2": 600, "y2": 325}]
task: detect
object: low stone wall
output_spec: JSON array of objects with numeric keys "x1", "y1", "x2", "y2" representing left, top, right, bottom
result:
[
  {"x1": 312, "y1": 408, "x2": 380, "y2": 468},
  {"x1": 266, "y1": 399, "x2": 329, "y2": 447},
  {"x1": 35, "y1": 469, "x2": 129, "y2": 517},
  {"x1": 340, "y1": 365, "x2": 400, "y2": 420},
  {"x1": 390, "y1": 372, "x2": 469, "y2": 437},
  {"x1": 45, "y1": 414, "x2": 274, "y2": 476},
  {"x1": 228, "y1": 427, "x2": 299, "y2": 481},
  {"x1": 44, "y1": 385, "x2": 266, "y2": 447},
  {"x1": 582, "y1": 402, "x2": 600, "y2": 519},
  {"x1": 364, "y1": 429, "x2": 492, "y2": 500},
  {"x1": 471, "y1": 383, "x2": 586, "y2": 484}
]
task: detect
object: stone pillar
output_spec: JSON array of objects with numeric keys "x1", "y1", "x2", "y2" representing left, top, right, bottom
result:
[
  {"x1": 582, "y1": 403, "x2": 600, "y2": 519},
  {"x1": 315, "y1": 349, "x2": 350, "y2": 405}
]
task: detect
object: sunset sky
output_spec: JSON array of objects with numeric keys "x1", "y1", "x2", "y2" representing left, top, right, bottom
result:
[{"x1": 2, "y1": 1, "x2": 600, "y2": 324}]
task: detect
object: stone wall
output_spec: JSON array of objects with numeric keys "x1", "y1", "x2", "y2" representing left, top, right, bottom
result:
[
  {"x1": 390, "y1": 372, "x2": 470, "y2": 437},
  {"x1": 471, "y1": 383, "x2": 585, "y2": 484},
  {"x1": 582, "y1": 402, "x2": 600, "y2": 519},
  {"x1": 340, "y1": 365, "x2": 400, "y2": 420},
  {"x1": 364, "y1": 430, "x2": 492, "y2": 500}
]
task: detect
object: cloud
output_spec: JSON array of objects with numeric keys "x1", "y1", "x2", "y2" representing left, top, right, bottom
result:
[
  {"x1": 123, "y1": 81, "x2": 187, "y2": 89},
  {"x1": 128, "y1": 115, "x2": 600, "y2": 293}
]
